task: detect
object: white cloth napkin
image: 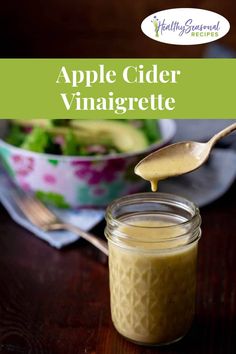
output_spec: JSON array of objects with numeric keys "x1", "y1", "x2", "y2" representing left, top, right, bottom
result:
[{"x1": 0, "y1": 168, "x2": 104, "y2": 249}]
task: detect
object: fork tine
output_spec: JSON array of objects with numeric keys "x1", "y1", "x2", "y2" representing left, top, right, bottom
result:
[
  {"x1": 13, "y1": 188, "x2": 54, "y2": 218},
  {"x1": 22, "y1": 196, "x2": 54, "y2": 221},
  {"x1": 23, "y1": 194, "x2": 56, "y2": 219},
  {"x1": 22, "y1": 198, "x2": 53, "y2": 225},
  {"x1": 14, "y1": 195, "x2": 44, "y2": 227},
  {"x1": 13, "y1": 189, "x2": 58, "y2": 226},
  {"x1": 12, "y1": 189, "x2": 109, "y2": 256}
]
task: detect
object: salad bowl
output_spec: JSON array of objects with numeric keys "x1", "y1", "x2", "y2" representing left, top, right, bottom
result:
[{"x1": 0, "y1": 120, "x2": 176, "y2": 208}]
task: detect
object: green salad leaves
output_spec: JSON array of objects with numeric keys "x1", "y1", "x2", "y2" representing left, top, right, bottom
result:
[{"x1": 5, "y1": 119, "x2": 162, "y2": 156}]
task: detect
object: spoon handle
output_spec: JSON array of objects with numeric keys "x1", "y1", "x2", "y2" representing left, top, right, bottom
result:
[{"x1": 208, "y1": 122, "x2": 236, "y2": 147}]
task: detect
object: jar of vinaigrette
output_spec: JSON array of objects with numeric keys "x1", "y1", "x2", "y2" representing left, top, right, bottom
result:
[{"x1": 105, "y1": 193, "x2": 201, "y2": 346}]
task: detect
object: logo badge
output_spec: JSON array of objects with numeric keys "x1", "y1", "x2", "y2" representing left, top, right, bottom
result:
[{"x1": 141, "y1": 8, "x2": 230, "y2": 45}]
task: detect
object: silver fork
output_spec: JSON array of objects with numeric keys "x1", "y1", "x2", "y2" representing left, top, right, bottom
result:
[{"x1": 13, "y1": 192, "x2": 109, "y2": 256}]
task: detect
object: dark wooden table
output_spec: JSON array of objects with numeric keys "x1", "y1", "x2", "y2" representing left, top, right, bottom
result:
[{"x1": 0, "y1": 184, "x2": 236, "y2": 354}]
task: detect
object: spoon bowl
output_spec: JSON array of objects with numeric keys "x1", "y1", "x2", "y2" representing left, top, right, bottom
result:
[
  {"x1": 135, "y1": 122, "x2": 236, "y2": 191},
  {"x1": 135, "y1": 141, "x2": 210, "y2": 177}
]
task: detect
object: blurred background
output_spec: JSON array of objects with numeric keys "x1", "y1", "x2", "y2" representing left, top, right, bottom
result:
[{"x1": 1, "y1": 0, "x2": 235, "y2": 58}]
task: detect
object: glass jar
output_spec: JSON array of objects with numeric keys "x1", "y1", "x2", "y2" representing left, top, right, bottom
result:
[{"x1": 105, "y1": 192, "x2": 201, "y2": 346}]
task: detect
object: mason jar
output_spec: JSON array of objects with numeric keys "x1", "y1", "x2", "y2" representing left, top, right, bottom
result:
[{"x1": 105, "y1": 192, "x2": 201, "y2": 346}]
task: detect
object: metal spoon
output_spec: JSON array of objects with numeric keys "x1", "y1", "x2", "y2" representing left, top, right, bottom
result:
[{"x1": 135, "y1": 122, "x2": 236, "y2": 191}]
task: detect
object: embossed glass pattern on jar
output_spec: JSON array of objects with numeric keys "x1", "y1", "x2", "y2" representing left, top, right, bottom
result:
[{"x1": 105, "y1": 193, "x2": 201, "y2": 346}]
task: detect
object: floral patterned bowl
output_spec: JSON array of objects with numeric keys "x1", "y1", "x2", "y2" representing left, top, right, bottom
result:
[{"x1": 0, "y1": 120, "x2": 176, "y2": 208}]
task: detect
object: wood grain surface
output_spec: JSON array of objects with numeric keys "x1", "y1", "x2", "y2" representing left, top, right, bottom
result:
[{"x1": 0, "y1": 182, "x2": 236, "y2": 353}]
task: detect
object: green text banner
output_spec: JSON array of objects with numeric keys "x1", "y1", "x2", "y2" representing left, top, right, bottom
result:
[{"x1": 0, "y1": 59, "x2": 235, "y2": 118}]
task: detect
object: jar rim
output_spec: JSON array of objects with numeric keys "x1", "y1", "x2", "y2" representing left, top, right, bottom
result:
[
  {"x1": 105, "y1": 192, "x2": 201, "y2": 250},
  {"x1": 106, "y1": 192, "x2": 200, "y2": 230}
]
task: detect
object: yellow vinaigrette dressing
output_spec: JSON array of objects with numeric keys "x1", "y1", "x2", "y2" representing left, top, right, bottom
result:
[
  {"x1": 105, "y1": 194, "x2": 201, "y2": 346},
  {"x1": 134, "y1": 142, "x2": 203, "y2": 191}
]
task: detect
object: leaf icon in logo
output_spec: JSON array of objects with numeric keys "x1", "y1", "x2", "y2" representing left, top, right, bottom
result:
[{"x1": 152, "y1": 16, "x2": 159, "y2": 37}]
